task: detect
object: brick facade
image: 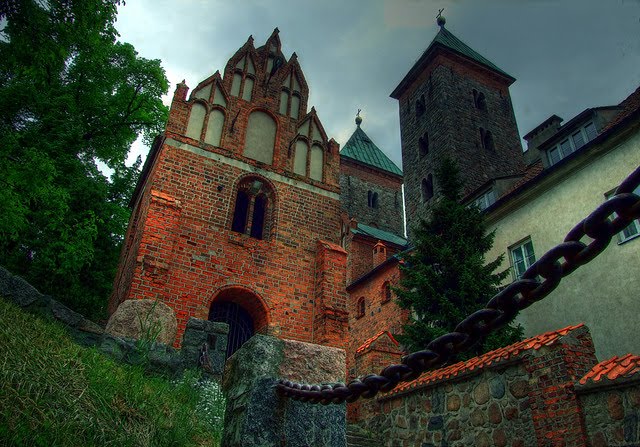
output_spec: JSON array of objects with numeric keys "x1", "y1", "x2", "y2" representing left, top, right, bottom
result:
[{"x1": 110, "y1": 30, "x2": 347, "y2": 349}]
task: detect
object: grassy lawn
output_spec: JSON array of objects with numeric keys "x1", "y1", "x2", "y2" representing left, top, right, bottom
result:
[{"x1": 0, "y1": 298, "x2": 224, "y2": 446}]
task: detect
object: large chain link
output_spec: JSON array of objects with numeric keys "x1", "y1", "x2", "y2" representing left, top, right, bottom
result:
[{"x1": 277, "y1": 165, "x2": 640, "y2": 405}]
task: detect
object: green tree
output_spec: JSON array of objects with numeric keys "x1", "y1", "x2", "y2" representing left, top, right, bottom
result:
[
  {"x1": 396, "y1": 158, "x2": 522, "y2": 358},
  {"x1": 0, "y1": 0, "x2": 168, "y2": 319}
]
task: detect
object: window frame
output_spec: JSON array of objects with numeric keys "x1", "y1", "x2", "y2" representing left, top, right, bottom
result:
[
  {"x1": 382, "y1": 282, "x2": 392, "y2": 304},
  {"x1": 606, "y1": 187, "x2": 640, "y2": 244},
  {"x1": 230, "y1": 177, "x2": 275, "y2": 241},
  {"x1": 356, "y1": 297, "x2": 366, "y2": 319},
  {"x1": 547, "y1": 121, "x2": 598, "y2": 166},
  {"x1": 509, "y1": 238, "x2": 536, "y2": 281}
]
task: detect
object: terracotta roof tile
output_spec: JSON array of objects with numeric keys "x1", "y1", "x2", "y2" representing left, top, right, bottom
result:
[
  {"x1": 356, "y1": 330, "x2": 400, "y2": 354},
  {"x1": 602, "y1": 86, "x2": 640, "y2": 132},
  {"x1": 386, "y1": 323, "x2": 584, "y2": 396},
  {"x1": 579, "y1": 354, "x2": 640, "y2": 386},
  {"x1": 501, "y1": 160, "x2": 544, "y2": 198}
]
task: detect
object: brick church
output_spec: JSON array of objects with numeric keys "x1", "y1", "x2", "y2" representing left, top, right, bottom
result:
[{"x1": 109, "y1": 19, "x2": 533, "y2": 378}]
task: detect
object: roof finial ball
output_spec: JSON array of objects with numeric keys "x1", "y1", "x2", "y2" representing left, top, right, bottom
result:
[
  {"x1": 436, "y1": 8, "x2": 446, "y2": 27},
  {"x1": 355, "y1": 108, "x2": 363, "y2": 127}
]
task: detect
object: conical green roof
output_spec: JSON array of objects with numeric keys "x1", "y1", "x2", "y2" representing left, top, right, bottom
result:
[
  {"x1": 340, "y1": 125, "x2": 402, "y2": 176},
  {"x1": 391, "y1": 24, "x2": 514, "y2": 99}
]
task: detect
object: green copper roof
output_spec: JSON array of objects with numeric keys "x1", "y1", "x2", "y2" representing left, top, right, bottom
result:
[
  {"x1": 353, "y1": 223, "x2": 407, "y2": 247},
  {"x1": 391, "y1": 24, "x2": 514, "y2": 99},
  {"x1": 340, "y1": 125, "x2": 402, "y2": 176},
  {"x1": 432, "y1": 26, "x2": 513, "y2": 79}
]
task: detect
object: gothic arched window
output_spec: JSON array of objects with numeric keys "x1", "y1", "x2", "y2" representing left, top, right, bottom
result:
[
  {"x1": 204, "y1": 109, "x2": 225, "y2": 147},
  {"x1": 357, "y1": 297, "x2": 365, "y2": 319},
  {"x1": 422, "y1": 174, "x2": 433, "y2": 202},
  {"x1": 244, "y1": 111, "x2": 276, "y2": 164},
  {"x1": 382, "y1": 282, "x2": 392, "y2": 304},
  {"x1": 419, "y1": 132, "x2": 429, "y2": 157},
  {"x1": 367, "y1": 190, "x2": 379, "y2": 208},
  {"x1": 279, "y1": 72, "x2": 302, "y2": 118},
  {"x1": 230, "y1": 177, "x2": 275, "y2": 240},
  {"x1": 231, "y1": 54, "x2": 256, "y2": 102},
  {"x1": 291, "y1": 120, "x2": 325, "y2": 181}
]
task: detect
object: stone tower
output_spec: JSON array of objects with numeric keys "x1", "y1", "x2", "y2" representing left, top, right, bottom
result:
[
  {"x1": 109, "y1": 29, "x2": 348, "y2": 354},
  {"x1": 339, "y1": 113, "x2": 404, "y2": 237},
  {"x1": 391, "y1": 17, "x2": 524, "y2": 237}
]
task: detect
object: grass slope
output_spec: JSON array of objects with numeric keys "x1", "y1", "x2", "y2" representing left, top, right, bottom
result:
[{"x1": 0, "y1": 298, "x2": 222, "y2": 446}]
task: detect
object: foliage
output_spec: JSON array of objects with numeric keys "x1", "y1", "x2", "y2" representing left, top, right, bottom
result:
[
  {"x1": 395, "y1": 158, "x2": 522, "y2": 359},
  {"x1": 0, "y1": 298, "x2": 223, "y2": 446},
  {"x1": 135, "y1": 299, "x2": 164, "y2": 364},
  {"x1": 0, "y1": 0, "x2": 168, "y2": 320}
]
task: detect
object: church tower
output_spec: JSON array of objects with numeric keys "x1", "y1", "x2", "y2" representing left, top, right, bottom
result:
[
  {"x1": 391, "y1": 16, "x2": 524, "y2": 237},
  {"x1": 110, "y1": 29, "x2": 347, "y2": 354}
]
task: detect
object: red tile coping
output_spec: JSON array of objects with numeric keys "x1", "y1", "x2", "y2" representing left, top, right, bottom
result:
[
  {"x1": 385, "y1": 323, "x2": 585, "y2": 396},
  {"x1": 501, "y1": 159, "x2": 544, "y2": 198},
  {"x1": 356, "y1": 330, "x2": 400, "y2": 354},
  {"x1": 579, "y1": 353, "x2": 640, "y2": 386}
]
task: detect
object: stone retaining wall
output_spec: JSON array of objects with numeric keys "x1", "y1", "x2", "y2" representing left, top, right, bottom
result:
[{"x1": 0, "y1": 265, "x2": 228, "y2": 378}]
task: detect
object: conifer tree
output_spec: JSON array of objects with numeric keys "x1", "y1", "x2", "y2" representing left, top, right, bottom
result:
[{"x1": 396, "y1": 158, "x2": 522, "y2": 358}]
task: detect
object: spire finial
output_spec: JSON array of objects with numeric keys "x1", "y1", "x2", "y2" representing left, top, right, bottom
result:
[
  {"x1": 436, "y1": 8, "x2": 446, "y2": 27},
  {"x1": 355, "y1": 109, "x2": 362, "y2": 126}
]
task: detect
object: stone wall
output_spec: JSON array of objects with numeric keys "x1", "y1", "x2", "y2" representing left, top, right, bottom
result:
[
  {"x1": 1, "y1": 265, "x2": 228, "y2": 378},
  {"x1": 360, "y1": 362, "x2": 536, "y2": 446},
  {"x1": 352, "y1": 324, "x2": 640, "y2": 447}
]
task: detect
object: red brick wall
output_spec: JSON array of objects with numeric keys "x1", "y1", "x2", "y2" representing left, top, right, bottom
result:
[
  {"x1": 110, "y1": 33, "x2": 347, "y2": 348},
  {"x1": 347, "y1": 262, "x2": 409, "y2": 378}
]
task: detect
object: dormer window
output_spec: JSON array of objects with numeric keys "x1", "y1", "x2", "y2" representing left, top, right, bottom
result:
[
  {"x1": 279, "y1": 72, "x2": 301, "y2": 118},
  {"x1": 230, "y1": 55, "x2": 255, "y2": 101},
  {"x1": 547, "y1": 121, "x2": 598, "y2": 166},
  {"x1": 472, "y1": 189, "x2": 496, "y2": 211}
]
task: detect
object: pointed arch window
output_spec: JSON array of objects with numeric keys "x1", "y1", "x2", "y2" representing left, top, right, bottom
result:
[
  {"x1": 473, "y1": 89, "x2": 487, "y2": 111},
  {"x1": 230, "y1": 177, "x2": 275, "y2": 241},
  {"x1": 382, "y1": 281, "x2": 392, "y2": 304},
  {"x1": 230, "y1": 54, "x2": 256, "y2": 102},
  {"x1": 480, "y1": 127, "x2": 495, "y2": 150},
  {"x1": 279, "y1": 72, "x2": 302, "y2": 118},
  {"x1": 367, "y1": 190, "x2": 379, "y2": 208},
  {"x1": 204, "y1": 109, "x2": 225, "y2": 147},
  {"x1": 419, "y1": 132, "x2": 429, "y2": 157},
  {"x1": 421, "y1": 174, "x2": 433, "y2": 202},
  {"x1": 356, "y1": 297, "x2": 366, "y2": 319},
  {"x1": 291, "y1": 119, "x2": 324, "y2": 181}
]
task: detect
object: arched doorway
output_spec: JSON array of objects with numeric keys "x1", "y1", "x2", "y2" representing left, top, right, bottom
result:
[{"x1": 208, "y1": 286, "x2": 269, "y2": 358}]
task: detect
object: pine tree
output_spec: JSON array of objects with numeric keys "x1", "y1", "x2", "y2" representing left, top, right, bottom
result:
[{"x1": 395, "y1": 158, "x2": 522, "y2": 358}]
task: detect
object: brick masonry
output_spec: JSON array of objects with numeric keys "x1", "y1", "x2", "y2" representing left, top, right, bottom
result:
[{"x1": 110, "y1": 30, "x2": 348, "y2": 349}]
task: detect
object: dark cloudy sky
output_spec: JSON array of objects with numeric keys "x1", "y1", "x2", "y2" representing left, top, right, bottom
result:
[{"x1": 115, "y1": 0, "x2": 640, "y2": 169}]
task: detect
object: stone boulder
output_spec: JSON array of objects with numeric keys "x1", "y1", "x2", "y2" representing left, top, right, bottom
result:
[{"x1": 106, "y1": 299, "x2": 177, "y2": 346}]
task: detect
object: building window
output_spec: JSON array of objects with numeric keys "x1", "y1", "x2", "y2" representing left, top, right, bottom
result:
[
  {"x1": 547, "y1": 121, "x2": 598, "y2": 166},
  {"x1": 510, "y1": 238, "x2": 536, "y2": 280},
  {"x1": 356, "y1": 297, "x2": 365, "y2": 319},
  {"x1": 416, "y1": 94, "x2": 425, "y2": 118},
  {"x1": 279, "y1": 71, "x2": 302, "y2": 118},
  {"x1": 382, "y1": 282, "x2": 392, "y2": 304},
  {"x1": 421, "y1": 174, "x2": 433, "y2": 202},
  {"x1": 607, "y1": 186, "x2": 640, "y2": 243},
  {"x1": 230, "y1": 54, "x2": 256, "y2": 102},
  {"x1": 473, "y1": 89, "x2": 487, "y2": 111},
  {"x1": 367, "y1": 190, "x2": 379, "y2": 208},
  {"x1": 230, "y1": 177, "x2": 274, "y2": 240},
  {"x1": 292, "y1": 119, "x2": 325, "y2": 181},
  {"x1": 472, "y1": 189, "x2": 496, "y2": 211},
  {"x1": 480, "y1": 128, "x2": 495, "y2": 150},
  {"x1": 419, "y1": 132, "x2": 429, "y2": 157}
]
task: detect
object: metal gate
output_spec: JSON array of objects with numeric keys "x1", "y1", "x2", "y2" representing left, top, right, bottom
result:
[{"x1": 208, "y1": 301, "x2": 254, "y2": 358}]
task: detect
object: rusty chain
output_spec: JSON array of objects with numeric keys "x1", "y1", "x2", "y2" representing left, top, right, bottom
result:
[{"x1": 276, "y1": 165, "x2": 640, "y2": 405}]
